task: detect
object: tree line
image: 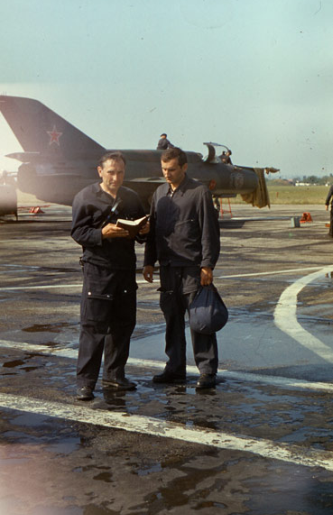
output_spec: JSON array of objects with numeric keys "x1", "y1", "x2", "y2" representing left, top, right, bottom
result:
[{"x1": 269, "y1": 175, "x2": 333, "y2": 186}]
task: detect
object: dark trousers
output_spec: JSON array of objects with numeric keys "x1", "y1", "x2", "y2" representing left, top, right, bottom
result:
[
  {"x1": 159, "y1": 266, "x2": 218, "y2": 376},
  {"x1": 329, "y1": 209, "x2": 333, "y2": 237},
  {"x1": 77, "y1": 263, "x2": 137, "y2": 389}
]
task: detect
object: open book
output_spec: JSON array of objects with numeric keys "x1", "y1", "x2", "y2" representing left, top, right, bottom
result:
[{"x1": 116, "y1": 215, "x2": 149, "y2": 238}]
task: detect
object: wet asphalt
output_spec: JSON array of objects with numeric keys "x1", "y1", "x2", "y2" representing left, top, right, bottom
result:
[{"x1": 0, "y1": 200, "x2": 332, "y2": 514}]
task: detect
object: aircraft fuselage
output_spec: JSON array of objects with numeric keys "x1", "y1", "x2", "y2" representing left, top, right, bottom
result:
[
  {"x1": 0, "y1": 95, "x2": 265, "y2": 213},
  {"x1": 17, "y1": 150, "x2": 258, "y2": 211}
]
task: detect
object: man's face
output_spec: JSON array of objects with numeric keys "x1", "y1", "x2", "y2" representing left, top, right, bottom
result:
[
  {"x1": 161, "y1": 157, "x2": 187, "y2": 190},
  {"x1": 98, "y1": 159, "x2": 125, "y2": 197}
]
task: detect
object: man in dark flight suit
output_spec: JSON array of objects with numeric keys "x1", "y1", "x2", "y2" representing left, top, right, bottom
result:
[
  {"x1": 71, "y1": 152, "x2": 149, "y2": 400},
  {"x1": 157, "y1": 133, "x2": 174, "y2": 150},
  {"x1": 221, "y1": 149, "x2": 232, "y2": 164},
  {"x1": 325, "y1": 184, "x2": 333, "y2": 237},
  {"x1": 143, "y1": 147, "x2": 221, "y2": 389}
]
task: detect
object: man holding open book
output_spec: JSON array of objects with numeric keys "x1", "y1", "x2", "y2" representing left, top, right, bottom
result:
[{"x1": 71, "y1": 152, "x2": 149, "y2": 400}]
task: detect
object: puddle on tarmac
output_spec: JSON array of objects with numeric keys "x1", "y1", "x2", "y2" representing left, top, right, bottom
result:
[
  {"x1": 23, "y1": 323, "x2": 70, "y2": 333},
  {"x1": 132, "y1": 322, "x2": 165, "y2": 340},
  {"x1": 12, "y1": 412, "x2": 54, "y2": 428},
  {"x1": 73, "y1": 465, "x2": 113, "y2": 484},
  {"x1": 278, "y1": 426, "x2": 333, "y2": 448},
  {"x1": 4, "y1": 429, "x2": 81, "y2": 461},
  {"x1": 101, "y1": 389, "x2": 134, "y2": 411},
  {"x1": 46, "y1": 437, "x2": 81, "y2": 455},
  {"x1": 3, "y1": 409, "x2": 83, "y2": 455},
  {"x1": 0, "y1": 456, "x2": 30, "y2": 465},
  {"x1": 245, "y1": 463, "x2": 333, "y2": 515},
  {"x1": 197, "y1": 501, "x2": 227, "y2": 509},
  {"x1": 92, "y1": 471, "x2": 113, "y2": 483},
  {"x1": 136, "y1": 462, "x2": 162, "y2": 476},
  {"x1": 3, "y1": 430, "x2": 40, "y2": 442},
  {"x1": 1, "y1": 354, "x2": 47, "y2": 374},
  {"x1": 31, "y1": 507, "x2": 83, "y2": 515},
  {"x1": 2, "y1": 359, "x2": 25, "y2": 368}
]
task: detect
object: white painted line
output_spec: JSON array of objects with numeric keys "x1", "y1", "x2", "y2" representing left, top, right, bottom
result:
[
  {"x1": 0, "y1": 264, "x2": 40, "y2": 269},
  {"x1": 0, "y1": 266, "x2": 326, "y2": 291},
  {"x1": 218, "y1": 266, "x2": 324, "y2": 280},
  {"x1": 1, "y1": 284, "x2": 82, "y2": 291},
  {"x1": 0, "y1": 340, "x2": 78, "y2": 359},
  {"x1": 1, "y1": 339, "x2": 332, "y2": 393},
  {"x1": 0, "y1": 279, "x2": 148, "y2": 291},
  {"x1": 0, "y1": 393, "x2": 332, "y2": 472},
  {"x1": 274, "y1": 266, "x2": 333, "y2": 363}
]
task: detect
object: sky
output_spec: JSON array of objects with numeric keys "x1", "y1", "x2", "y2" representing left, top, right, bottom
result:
[{"x1": 0, "y1": 0, "x2": 332, "y2": 178}]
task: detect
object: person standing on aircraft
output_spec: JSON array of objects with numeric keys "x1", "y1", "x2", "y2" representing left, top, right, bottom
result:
[
  {"x1": 71, "y1": 151, "x2": 150, "y2": 401},
  {"x1": 157, "y1": 133, "x2": 174, "y2": 150},
  {"x1": 221, "y1": 149, "x2": 232, "y2": 164},
  {"x1": 143, "y1": 147, "x2": 221, "y2": 389},
  {"x1": 325, "y1": 184, "x2": 333, "y2": 237}
]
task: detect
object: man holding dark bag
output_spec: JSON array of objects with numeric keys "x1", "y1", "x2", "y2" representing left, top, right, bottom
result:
[
  {"x1": 189, "y1": 284, "x2": 228, "y2": 335},
  {"x1": 143, "y1": 147, "x2": 222, "y2": 389}
]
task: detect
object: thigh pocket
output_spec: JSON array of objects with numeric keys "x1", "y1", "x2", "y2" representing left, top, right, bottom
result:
[
  {"x1": 83, "y1": 292, "x2": 114, "y2": 324},
  {"x1": 115, "y1": 288, "x2": 137, "y2": 327},
  {"x1": 160, "y1": 291, "x2": 177, "y2": 314}
]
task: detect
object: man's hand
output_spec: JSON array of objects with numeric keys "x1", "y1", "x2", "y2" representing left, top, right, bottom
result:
[
  {"x1": 139, "y1": 220, "x2": 150, "y2": 235},
  {"x1": 201, "y1": 267, "x2": 213, "y2": 286},
  {"x1": 102, "y1": 223, "x2": 129, "y2": 239},
  {"x1": 143, "y1": 265, "x2": 154, "y2": 283}
]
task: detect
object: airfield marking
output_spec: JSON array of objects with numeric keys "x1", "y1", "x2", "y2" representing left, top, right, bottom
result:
[
  {"x1": 0, "y1": 265, "x2": 327, "y2": 291},
  {"x1": 217, "y1": 265, "x2": 324, "y2": 279},
  {"x1": 0, "y1": 392, "x2": 332, "y2": 472},
  {"x1": 1, "y1": 265, "x2": 333, "y2": 386},
  {"x1": 1, "y1": 264, "x2": 333, "y2": 468},
  {"x1": 0, "y1": 281, "x2": 147, "y2": 291},
  {"x1": 1, "y1": 338, "x2": 332, "y2": 393},
  {"x1": 274, "y1": 266, "x2": 333, "y2": 364},
  {"x1": 1, "y1": 284, "x2": 82, "y2": 291}
]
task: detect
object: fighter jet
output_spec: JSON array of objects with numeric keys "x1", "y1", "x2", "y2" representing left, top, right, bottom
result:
[{"x1": 0, "y1": 95, "x2": 276, "y2": 212}]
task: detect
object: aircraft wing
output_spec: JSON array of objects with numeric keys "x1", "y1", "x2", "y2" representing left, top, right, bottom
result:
[{"x1": 6, "y1": 152, "x2": 41, "y2": 162}]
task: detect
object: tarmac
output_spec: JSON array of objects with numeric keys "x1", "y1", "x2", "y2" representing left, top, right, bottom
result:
[{"x1": 0, "y1": 198, "x2": 332, "y2": 515}]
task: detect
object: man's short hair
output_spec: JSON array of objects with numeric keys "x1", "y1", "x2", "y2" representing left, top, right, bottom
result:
[
  {"x1": 98, "y1": 151, "x2": 126, "y2": 168},
  {"x1": 161, "y1": 147, "x2": 187, "y2": 167}
]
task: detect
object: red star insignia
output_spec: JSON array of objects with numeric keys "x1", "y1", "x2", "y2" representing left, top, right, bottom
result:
[{"x1": 47, "y1": 125, "x2": 62, "y2": 145}]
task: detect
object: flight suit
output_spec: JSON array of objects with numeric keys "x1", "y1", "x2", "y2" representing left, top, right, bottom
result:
[
  {"x1": 78, "y1": 263, "x2": 137, "y2": 388},
  {"x1": 71, "y1": 182, "x2": 146, "y2": 389},
  {"x1": 325, "y1": 185, "x2": 333, "y2": 238},
  {"x1": 144, "y1": 174, "x2": 220, "y2": 377}
]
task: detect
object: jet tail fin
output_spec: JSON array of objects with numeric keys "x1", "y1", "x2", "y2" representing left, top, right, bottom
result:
[{"x1": 0, "y1": 96, "x2": 105, "y2": 160}]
